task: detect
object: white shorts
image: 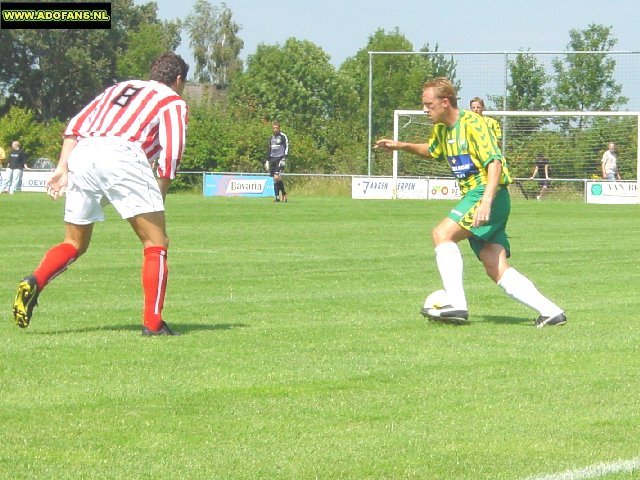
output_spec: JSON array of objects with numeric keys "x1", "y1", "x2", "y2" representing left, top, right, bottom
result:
[{"x1": 64, "y1": 137, "x2": 164, "y2": 225}]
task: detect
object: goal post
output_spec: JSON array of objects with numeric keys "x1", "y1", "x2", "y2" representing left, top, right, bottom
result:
[{"x1": 392, "y1": 109, "x2": 640, "y2": 200}]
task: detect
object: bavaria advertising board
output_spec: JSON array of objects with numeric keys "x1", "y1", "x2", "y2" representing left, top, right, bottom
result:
[{"x1": 203, "y1": 174, "x2": 275, "y2": 197}]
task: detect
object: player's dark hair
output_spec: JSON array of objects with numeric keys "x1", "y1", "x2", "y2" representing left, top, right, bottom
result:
[{"x1": 149, "y1": 52, "x2": 189, "y2": 86}]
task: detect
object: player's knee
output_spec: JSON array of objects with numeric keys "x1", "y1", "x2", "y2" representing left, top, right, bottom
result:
[
  {"x1": 431, "y1": 225, "x2": 450, "y2": 246},
  {"x1": 155, "y1": 235, "x2": 170, "y2": 249}
]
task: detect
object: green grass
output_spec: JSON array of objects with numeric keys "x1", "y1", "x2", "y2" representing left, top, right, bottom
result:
[{"x1": 1, "y1": 193, "x2": 639, "y2": 480}]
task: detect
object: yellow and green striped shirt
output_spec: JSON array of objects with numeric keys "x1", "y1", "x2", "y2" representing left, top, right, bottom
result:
[
  {"x1": 483, "y1": 115, "x2": 502, "y2": 142},
  {"x1": 427, "y1": 110, "x2": 511, "y2": 195}
]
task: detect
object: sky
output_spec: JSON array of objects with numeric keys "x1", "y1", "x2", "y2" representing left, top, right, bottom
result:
[{"x1": 137, "y1": 0, "x2": 640, "y2": 70}]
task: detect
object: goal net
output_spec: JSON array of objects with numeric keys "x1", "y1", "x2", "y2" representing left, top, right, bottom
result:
[{"x1": 390, "y1": 110, "x2": 640, "y2": 200}]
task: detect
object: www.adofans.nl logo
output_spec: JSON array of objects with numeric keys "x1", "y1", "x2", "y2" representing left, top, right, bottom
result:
[{"x1": 1, "y1": 2, "x2": 111, "y2": 30}]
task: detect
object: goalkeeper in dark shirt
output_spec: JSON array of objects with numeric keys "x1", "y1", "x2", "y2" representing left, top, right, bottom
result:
[{"x1": 265, "y1": 121, "x2": 289, "y2": 202}]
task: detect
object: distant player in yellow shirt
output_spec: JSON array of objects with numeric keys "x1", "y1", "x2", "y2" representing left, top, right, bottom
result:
[
  {"x1": 376, "y1": 78, "x2": 565, "y2": 328},
  {"x1": 470, "y1": 96, "x2": 502, "y2": 143}
]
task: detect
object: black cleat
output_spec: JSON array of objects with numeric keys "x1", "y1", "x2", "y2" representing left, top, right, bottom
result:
[
  {"x1": 13, "y1": 275, "x2": 40, "y2": 328},
  {"x1": 535, "y1": 312, "x2": 567, "y2": 328},
  {"x1": 142, "y1": 321, "x2": 181, "y2": 336},
  {"x1": 421, "y1": 305, "x2": 469, "y2": 325}
]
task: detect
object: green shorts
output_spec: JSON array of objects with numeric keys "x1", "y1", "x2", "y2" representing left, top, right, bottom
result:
[{"x1": 446, "y1": 186, "x2": 511, "y2": 259}]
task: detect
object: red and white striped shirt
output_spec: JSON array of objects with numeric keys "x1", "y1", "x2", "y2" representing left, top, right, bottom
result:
[{"x1": 65, "y1": 80, "x2": 188, "y2": 179}]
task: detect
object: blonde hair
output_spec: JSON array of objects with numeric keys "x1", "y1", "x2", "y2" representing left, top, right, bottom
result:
[{"x1": 423, "y1": 77, "x2": 458, "y2": 108}]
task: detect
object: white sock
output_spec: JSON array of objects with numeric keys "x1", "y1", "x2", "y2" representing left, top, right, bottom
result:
[
  {"x1": 434, "y1": 242, "x2": 467, "y2": 310},
  {"x1": 498, "y1": 267, "x2": 563, "y2": 317}
]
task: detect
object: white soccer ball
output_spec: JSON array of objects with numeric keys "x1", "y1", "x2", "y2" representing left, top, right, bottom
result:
[{"x1": 423, "y1": 289, "x2": 449, "y2": 310}]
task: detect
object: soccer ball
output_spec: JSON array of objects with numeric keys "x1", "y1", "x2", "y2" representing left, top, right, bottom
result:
[{"x1": 423, "y1": 289, "x2": 449, "y2": 310}]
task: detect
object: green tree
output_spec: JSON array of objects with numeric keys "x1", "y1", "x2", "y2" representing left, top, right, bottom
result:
[
  {"x1": 551, "y1": 24, "x2": 628, "y2": 111},
  {"x1": 0, "y1": 106, "x2": 65, "y2": 160},
  {"x1": 185, "y1": 0, "x2": 244, "y2": 86},
  {"x1": 420, "y1": 43, "x2": 459, "y2": 91},
  {"x1": 0, "y1": 29, "x2": 114, "y2": 122},
  {"x1": 117, "y1": 21, "x2": 182, "y2": 80},
  {"x1": 229, "y1": 38, "x2": 359, "y2": 145},
  {"x1": 505, "y1": 51, "x2": 549, "y2": 111},
  {"x1": 339, "y1": 28, "x2": 458, "y2": 138},
  {"x1": 0, "y1": 0, "x2": 175, "y2": 122},
  {"x1": 491, "y1": 51, "x2": 551, "y2": 137}
]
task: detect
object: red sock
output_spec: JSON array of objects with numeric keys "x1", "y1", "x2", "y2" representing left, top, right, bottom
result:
[
  {"x1": 142, "y1": 246, "x2": 168, "y2": 331},
  {"x1": 33, "y1": 243, "x2": 79, "y2": 289}
]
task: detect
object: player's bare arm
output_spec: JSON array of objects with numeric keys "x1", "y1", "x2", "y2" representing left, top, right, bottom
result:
[
  {"x1": 374, "y1": 139, "x2": 431, "y2": 158},
  {"x1": 157, "y1": 177, "x2": 171, "y2": 202},
  {"x1": 473, "y1": 160, "x2": 501, "y2": 227},
  {"x1": 47, "y1": 135, "x2": 77, "y2": 201}
]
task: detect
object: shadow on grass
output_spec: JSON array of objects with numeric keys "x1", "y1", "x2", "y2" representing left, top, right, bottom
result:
[
  {"x1": 480, "y1": 315, "x2": 533, "y2": 326},
  {"x1": 422, "y1": 315, "x2": 532, "y2": 327},
  {"x1": 26, "y1": 322, "x2": 249, "y2": 335}
]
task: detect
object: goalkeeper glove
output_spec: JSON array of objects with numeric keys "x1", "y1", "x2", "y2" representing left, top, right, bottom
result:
[{"x1": 264, "y1": 160, "x2": 269, "y2": 171}]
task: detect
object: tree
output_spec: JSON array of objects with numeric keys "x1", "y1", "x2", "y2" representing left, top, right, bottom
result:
[
  {"x1": 117, "y1": 21, "x2": 182, "y2": 80},
  {"x1": 505, "y1": 51, "x2": 549, "y2": 111},
  {"x1": 0, "y1": 29, "x2": 115, "y2": 122},
  {"x1": 339, "y1": 28, "x2": 458, "y2": 138},
  {"x1": 551, "y1": 24, "x2": 628, "y2": 112},
  {"x1": 491, "y1": 51, "x2": 550, "y2": 136},
  {"x1": 0, "y1": 0, "x2": 179, "y2": 122},
  {"x1": 420, "y1": 43, "x2": 459, "y2": 91},
  {"x1": 185, "y1": 0, "x2": 244, "y2": 86},
  {"x1": 229, "y1": 38, "x2": 359, "y2": 145},
  {"x1": 0, "y1": 106, "x2": 65, "y2": 160}
]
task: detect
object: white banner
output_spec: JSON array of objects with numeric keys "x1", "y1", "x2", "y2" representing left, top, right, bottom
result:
[
  {"x1": 0, "y1": 169, "x2": 52, "y2": 193},
  {"x1": 352, "y1": 177, "x2": 460, "y2": 200},
  {"x1": 427, "y1": 179, "x2": 462, "y2": 200},
  {"x1": 352, "y1": 177, "x2": 394, "y2": 199},
  {"x1": 585, "y1": 181, "x2": 639, "y2": 204},
  {"x1": 396, "y1": 179, "x2": 430, "y2": 199},
  {"x1": 21, "y1": 171, "x2": 52, "y2": 192}
]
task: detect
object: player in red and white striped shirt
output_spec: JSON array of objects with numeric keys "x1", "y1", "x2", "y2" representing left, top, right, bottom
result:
[{"x1": 13, "y1": 52, "x2": 189, "y2": 336}]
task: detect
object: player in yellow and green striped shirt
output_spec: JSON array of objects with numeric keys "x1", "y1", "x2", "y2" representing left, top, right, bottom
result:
[
  {"x1": 375, "y1": 78, "x2": 565, "y2": 328},
  {"x1": 470, "y1": 96, "x2": 502, "y2": 143}
]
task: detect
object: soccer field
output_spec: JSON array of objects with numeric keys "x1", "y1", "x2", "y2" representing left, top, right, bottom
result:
[{"x1": 1, "y1": 194, "x2": 639, "y2": 479}]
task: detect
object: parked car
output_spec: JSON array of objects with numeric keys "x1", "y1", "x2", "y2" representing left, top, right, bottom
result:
[{"x1": 31, "y1": 157, "x2": 56, "y2": 170}]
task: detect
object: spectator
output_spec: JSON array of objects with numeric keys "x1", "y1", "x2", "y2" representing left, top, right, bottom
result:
[
  {"x1": 2, "y1": 141, "x2": 29, "y2": 194},
  {"x1": 0, "y1": 145, "x2": 5, "y2": 185},
  {"x1": 529, "y1": 153, "x2": 551, "y2": 200},
  {"x1": 601, "y1": 142, "x2": 620, "y2": 181}
]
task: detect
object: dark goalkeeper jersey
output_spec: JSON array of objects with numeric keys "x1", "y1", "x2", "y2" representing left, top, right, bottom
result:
[{"x1": 268, "y1": 132, "x2": 289, "y2": 159}]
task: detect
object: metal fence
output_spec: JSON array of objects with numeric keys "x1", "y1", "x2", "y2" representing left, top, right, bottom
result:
[{"x1": 367, "y1": 50, "x2": 640, "y2": 174}]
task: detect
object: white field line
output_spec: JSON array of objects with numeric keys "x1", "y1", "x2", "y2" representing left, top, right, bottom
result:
[{"x1": 523, "y1": 458, "x2": 640, "y2": 480}]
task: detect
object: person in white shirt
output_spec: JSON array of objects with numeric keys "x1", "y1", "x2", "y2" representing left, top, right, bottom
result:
[{"x1": 601, "y1": 142, "x2": 620, "y2": 181}]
